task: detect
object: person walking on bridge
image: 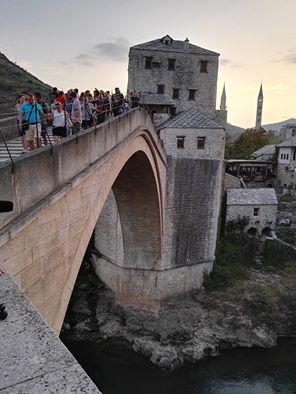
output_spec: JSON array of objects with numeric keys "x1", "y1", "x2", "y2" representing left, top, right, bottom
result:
[
  {"x1": 70, "y1": 91, "x2": 82, "y2": 134},
  {"x1": 15, "y1": 95, "x2": 27, "y2": 152},
  {"x1": 19, "y1": 93, "x2": 47, "y2": 150},
  {"x1": 111, "y1": 87, "x2": 124, "y2": 117}
]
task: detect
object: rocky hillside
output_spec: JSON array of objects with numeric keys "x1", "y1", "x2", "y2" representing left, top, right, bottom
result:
[{"x1": 0, "y1": 52, "x2": 52, "y2": 116}]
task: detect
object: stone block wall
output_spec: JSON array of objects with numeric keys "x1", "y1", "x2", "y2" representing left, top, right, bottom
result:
[
  {"x1": 159, "y1": 127, "x2": 225, "y2": 160},
  {"x1": 226, "y1": 204, "x2": 277, "y2": 233},
  {"x1": 160, "y1": 126, "x2": 225, "y2": 272},
  {"x1": 128, "y1": 49, "x2": 218, "y2": 115},
  {"x1": 277, "y1": 163, "x2": 296, "y2": 188}
]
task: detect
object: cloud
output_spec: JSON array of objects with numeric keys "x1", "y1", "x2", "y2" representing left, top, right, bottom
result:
[
  {"x1": 69, "y1": 38, "x2": 129, "y2": 67},
  {"x1": 220, "y1": 58, "x2": 231, "y2": 66},
  {"x1": 74, "y1": 53, "x2": 94, "y2": 66},
  {"x1": 92, "y1": 38, "x2": 129, "y2": 61},
  {"x1": 220, "y1": 58, "x2": 243, "y2": 68},
  {"x1": 284, "y1": 53, "x2": 296, "y2": 63}
]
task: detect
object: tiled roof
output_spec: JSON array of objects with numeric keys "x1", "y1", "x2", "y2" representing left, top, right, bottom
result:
[
  {"x1": 130, "y1": 37, "x2": 219, "y2": 56},
  {"x1": 140, "y1": 93, "x2": 175, "y2": 106},
  {"x1": 278, "y1": 137, "x2": 296, "y2": 148},
  {"x1": 158, "y1": 107, "x2": 223, "y2": 129},
  {"x1": 252, "y1": 144, "x2": 275, "y2": 157},
  {"x1": 227, "y1": 188, "x2": 278, "y2": 206}
]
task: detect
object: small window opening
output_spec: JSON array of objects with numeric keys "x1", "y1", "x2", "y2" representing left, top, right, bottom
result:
[
  {"x1": 197, "y1": 137, "x2": 205, "y2": 149},
  {"x1": 293, "y1": 148, "x2": 296, "y2": 161},
  {"x1": 200, "y1": 60, "x2": 208, "y2": 73},
  {"x1": 188, "y1": 89, "x2": 197, "y2": 101},
  {"x1": 172, "y1": 88, "x2": 180, "y2": 99},
  {"x1": 157, "y1": 84, "x2": 165, "y2": 94},
  {"x1": 152, "y1": 61, "x2": 161, "y2": 68},
  {"x1": 170, "y1": 107, "x2": 176, "y2": 116},
  {"x1": 145, "y1": 57, "x2": 152, "y2": 69},
  {"x1": 168, "y1": 58, "x2": 176, "y2": 70},
  {"x1": 177, "y1": 136, "x2": 185, "y2": 149},
  {"x1": 253, "y1": 207, "x2": 260, "y2": 216}
]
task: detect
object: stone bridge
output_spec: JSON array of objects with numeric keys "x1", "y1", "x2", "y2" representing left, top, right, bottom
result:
[{"x1": 0, "y1": 109, "x2": 167, "y2": 334}]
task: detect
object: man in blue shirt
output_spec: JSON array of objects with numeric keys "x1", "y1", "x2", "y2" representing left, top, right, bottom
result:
[{"x1": 20, "y1": 93, "x2": 45, "y2": 150}]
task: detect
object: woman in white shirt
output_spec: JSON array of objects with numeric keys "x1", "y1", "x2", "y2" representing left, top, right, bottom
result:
[{"x1": 50, "y1": 101, "x2": 72, "y2": 142}]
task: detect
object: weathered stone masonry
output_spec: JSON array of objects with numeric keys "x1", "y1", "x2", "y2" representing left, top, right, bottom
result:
[{"x1": 128, "y1": 35, "x2": 219, "y2": 115}]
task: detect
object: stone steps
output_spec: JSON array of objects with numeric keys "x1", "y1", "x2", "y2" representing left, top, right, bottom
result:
[{"x1": 0, "y1": 134, "x2": 55, "y2": 163}]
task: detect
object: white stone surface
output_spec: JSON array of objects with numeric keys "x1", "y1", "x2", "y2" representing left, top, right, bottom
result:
[{"x1": 0, "y1": 274, "x2": 101, "y2": 394}]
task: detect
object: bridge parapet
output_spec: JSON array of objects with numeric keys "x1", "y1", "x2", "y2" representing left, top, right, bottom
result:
[{"x1": 0, "y1": 108, "x2": 165, "y2": 231}]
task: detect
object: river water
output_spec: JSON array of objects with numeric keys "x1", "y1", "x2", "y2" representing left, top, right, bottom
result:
[{"x1": 63, "y1": 338, "x2": 296, "y2": 394}]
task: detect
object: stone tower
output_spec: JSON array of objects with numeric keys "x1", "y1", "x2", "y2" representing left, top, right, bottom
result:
[
  {"x1": 255, "y1": 84, "x2": 263, "y2": 129},
  {"x1": 127, "y1": 35, "x2": 219, "y2": 116}
]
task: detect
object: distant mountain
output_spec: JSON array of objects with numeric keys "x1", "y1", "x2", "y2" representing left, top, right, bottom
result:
[
  {"x1": 225, "y1": 123, "x2": 244, "y2": 142},
  {"x1": 0, "y1": 52, "x2": 52, "y2": 116},
  {"x1": 226, "y1": 118, "x2": 296, "y2": 142},
  {"x1": 263, "y1": 118, "x2": 296, "y2": 132}
]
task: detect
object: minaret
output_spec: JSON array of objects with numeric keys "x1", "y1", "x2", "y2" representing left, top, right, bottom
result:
[
  {"x1": 217, "y1": 83, "x2": 227, "y2": 128},
  {"x1": 255, "y1": 84, "x2": 263, "y2": 129},
  {"x1": 220, "y1": 83, "x2": 226, "y2": 111}
]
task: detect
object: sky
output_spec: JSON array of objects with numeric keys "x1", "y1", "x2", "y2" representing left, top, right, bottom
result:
[{"x1": 0, "y1": 0, "x2": 295, "y2": 128}]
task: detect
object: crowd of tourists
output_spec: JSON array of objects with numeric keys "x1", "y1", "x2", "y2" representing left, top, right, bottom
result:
[{"x1": 14, "y1": 87, "x2": 141, "y2": 152}]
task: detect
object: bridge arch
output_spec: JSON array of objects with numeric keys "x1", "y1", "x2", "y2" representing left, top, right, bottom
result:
[{"x1": 0, "y1": 115, "x2": 166, "y2": 335}]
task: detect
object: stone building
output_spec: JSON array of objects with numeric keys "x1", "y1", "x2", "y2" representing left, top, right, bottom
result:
[
  {"x1": 279, "y1": 123, "x2": 296, "y2": 141},
  {"x1": 126, "y1": 35, "x2": 226, "y2": 291},
  {"x1": 158, "y1": 107, "x2": 225, "y2": 278},
  {"x1": 226, "y1": 188, "x2": 278, "y2": 236},
  {"x1": 128, "y1": 35, "x2": 220, "y2": 116},
  {"x1": 276, "y1": 137, "x2": 296, "y2": 189}
]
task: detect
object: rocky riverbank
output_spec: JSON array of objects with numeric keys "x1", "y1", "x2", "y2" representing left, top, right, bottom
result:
[{"x1": 61, "y1": 239, "x2": 296, "y2": 370}]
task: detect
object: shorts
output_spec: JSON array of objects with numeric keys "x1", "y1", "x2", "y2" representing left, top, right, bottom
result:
[
  {"x1": 27, "y1": 123, "x2": 41, "y2": 142},
  {"x1": 52, "y1": 126, "x2": 67, "y2": 138}
]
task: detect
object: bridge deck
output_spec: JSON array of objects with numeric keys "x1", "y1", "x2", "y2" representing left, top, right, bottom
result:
[{"x1": 0, "y1": 273, "x2": 101, "y2": 393}]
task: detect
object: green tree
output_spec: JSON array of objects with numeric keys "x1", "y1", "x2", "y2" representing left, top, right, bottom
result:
[{"x1": 226, "y1": 127, "x2": 269, "y2": 159}]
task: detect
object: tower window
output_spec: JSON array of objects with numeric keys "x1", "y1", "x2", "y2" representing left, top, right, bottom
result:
[
  {"x1": 188, "y1": 89, "x2": 197, "y2": 101},
  {"x1": 152, "y1": 61, "x2": 161, "y2": 68},
  {"x1": 170, "y1": 107, "x2": 176, "y2": 116},
  {"x1": 172, "y1": 88, "x2": 180, "y2": 99},
  {"x1": 253, "y1": 207, "x2": 260, "y2": 216},
  {"x1": 200, "y1": 60, "x2": 208, "y2": 73},
  {"x1": 177, "y1": 136, "x2": 185, "y2": 149},
  {"x1": 168, "y1": 58, "x2": 176, "y2": 70},
  {"x1": 197, "y1": 137, "x2": 205, "y2": 149},
  {"x1": 157, "y1": 84, "x2": 165, "y2": 94},
  {"x1": 145, "y1": 57, "x2": 153, "y2": 69}
]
